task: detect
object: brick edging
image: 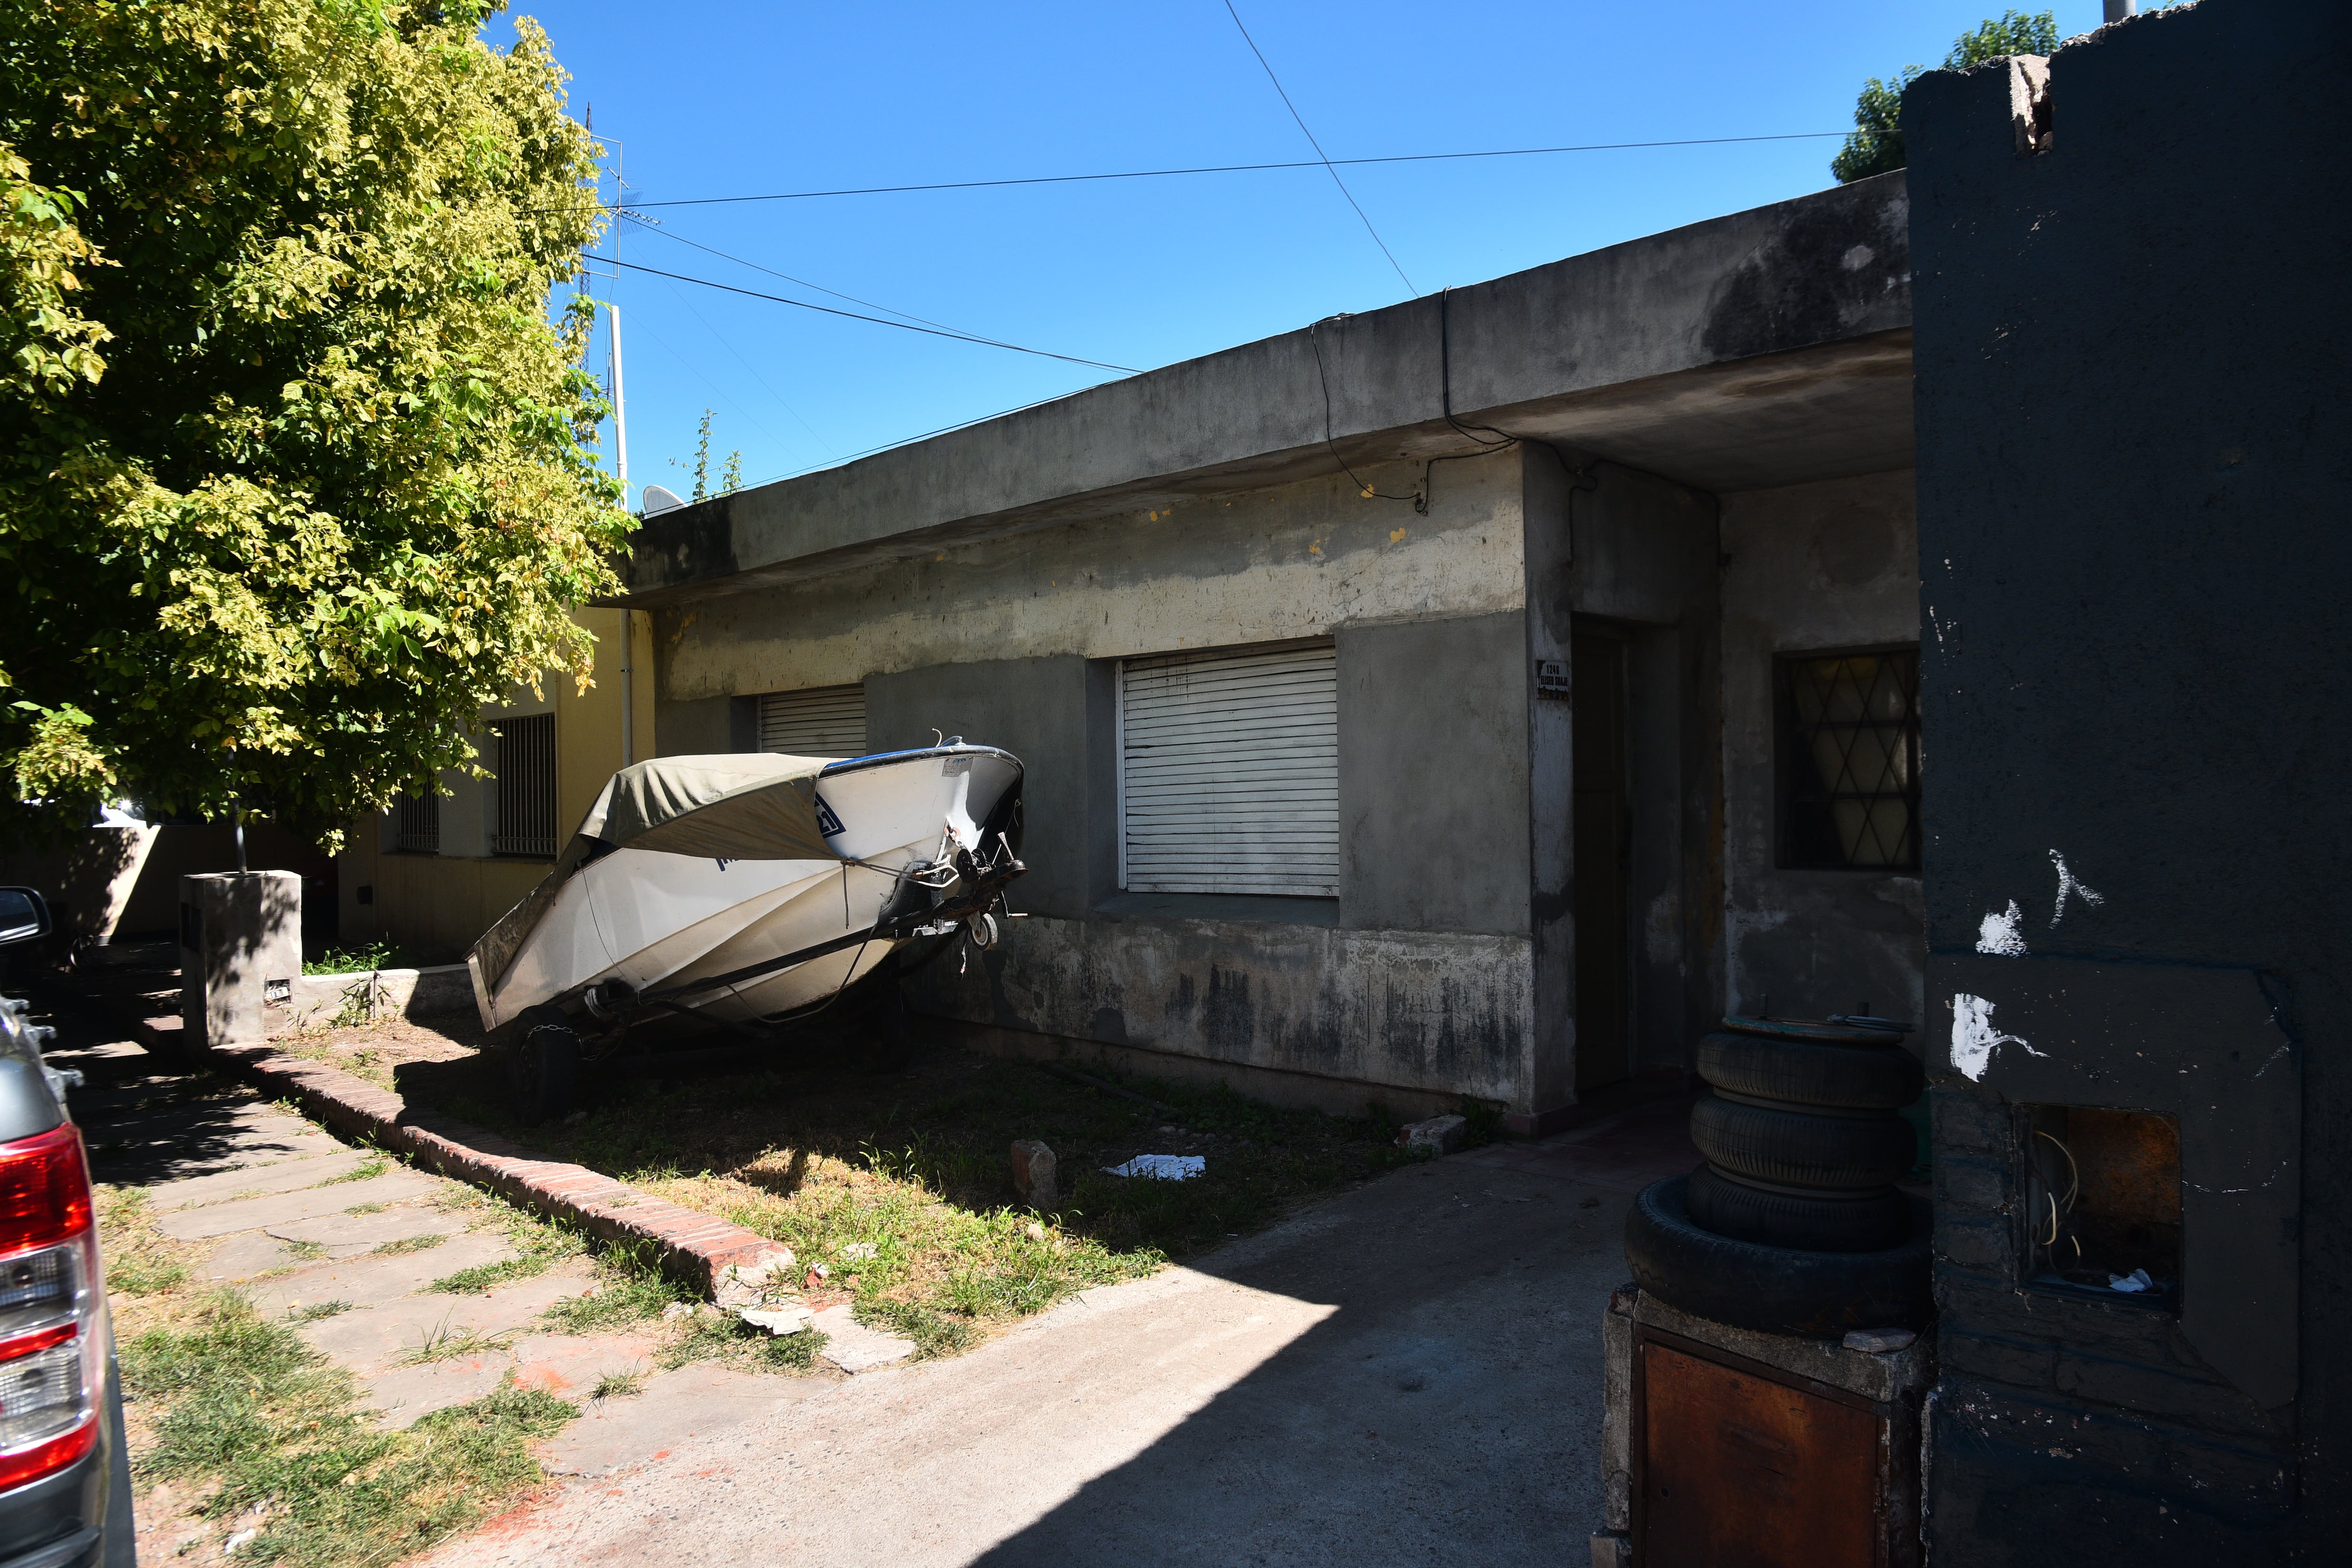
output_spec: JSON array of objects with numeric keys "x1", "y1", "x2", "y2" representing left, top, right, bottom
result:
[{"x1": 208, "y1": 1043, "x2": 787, "y2": 1293}]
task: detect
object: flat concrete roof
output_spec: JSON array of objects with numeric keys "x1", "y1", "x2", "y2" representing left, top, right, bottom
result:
[{"x1": 622, "y1": 172, "x2": 1912, "y2": 606}]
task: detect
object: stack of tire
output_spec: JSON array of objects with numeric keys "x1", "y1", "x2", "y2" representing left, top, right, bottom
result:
[{"x1": 1625, "y1": 1014, "x2": 1933, "y2": 1337}]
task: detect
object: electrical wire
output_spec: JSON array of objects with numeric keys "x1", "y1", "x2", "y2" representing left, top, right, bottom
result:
[
  {"x1": 1217, "y1": 0, "x2": 1416, "y2": 296},
  {"x1": 619, "y1": 208, "x2": 1020, "y2": 348},
  {"x1": 1306, "y1": 314, "x2": 1419, "y2": 506},
  {"x1": 594, "y1": 256, "x2": 1140, "y2": 374},
  {"x1": 586, "y1": 133, "x2": 1850, "y2": 211}
]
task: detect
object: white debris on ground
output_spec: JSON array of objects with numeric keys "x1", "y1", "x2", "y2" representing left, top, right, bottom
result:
[
  {"x1": 1397, "y1": 1114, "x2": 1469, "y2": 1157},
  {"x1": 740, "y1": 1305, "x2": 816, "y2": 1336},
  {"x1": 1102, "y1": 1154, "x2": 1206, "y2": 1181},
  {"x1": 839, "y1": 1242, "x2": 879, "y2": 1261}
]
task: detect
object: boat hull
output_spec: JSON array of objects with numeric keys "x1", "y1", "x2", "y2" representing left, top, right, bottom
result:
[{"x1": 470, "y1": 745, "x2": 1020, "y2": 1031}]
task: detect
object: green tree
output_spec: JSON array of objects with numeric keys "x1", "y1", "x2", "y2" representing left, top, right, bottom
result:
[
  {"x1": 1832, "y1": 9, "x2": 2062, "y2": 183},
  {"x1": 0, "y1": 0, "x2": 625, "y2": 846}
]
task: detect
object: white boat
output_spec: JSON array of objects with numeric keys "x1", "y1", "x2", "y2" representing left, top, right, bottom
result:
[{"x1": 466, "y1": 742, "x2": 1023, "y2": 1116}]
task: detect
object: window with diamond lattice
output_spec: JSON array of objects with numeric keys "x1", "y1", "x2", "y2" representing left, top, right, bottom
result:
[{"x1": 1776, "y1": 650, "x2": 1920, "y2": 871}]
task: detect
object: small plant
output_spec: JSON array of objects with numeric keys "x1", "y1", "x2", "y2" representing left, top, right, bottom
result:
[
  {"x1": 285, "y1": 1239, "x2": 328, "y2": 1262},
  {"x1": 429, "y1": 1255, "x2": 550, "y2": 1296},
  {"x1": 540, "y1": 1242, "x2": 690, "y2": 1333},
  {"x1": 288, "y1": 1301, "x2": 351, "y2": 1324},
  {"x1": 302, "y1": 940, "x2": 434, "y2": 977},
  {"x1": 400, "y1": 1313, "x2": 518, "y2": 1366},
  {"x1": 321, "y1": 1156, "x2": 391, "y2": 1186},
  {"x1": 855, "y1": 1298, "x2": 975, "y2": 1359},
  {"x1": 589, "y1": 1370, "x2": 644, "y2": 1400},
  {"x1": 373, "y1": 1234, "x2": 445, "y2": 1257}
]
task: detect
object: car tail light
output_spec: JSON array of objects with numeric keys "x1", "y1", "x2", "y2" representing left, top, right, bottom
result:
[{"x1": 0, "y1": 1124, "x2": 101, "y2": 1492}]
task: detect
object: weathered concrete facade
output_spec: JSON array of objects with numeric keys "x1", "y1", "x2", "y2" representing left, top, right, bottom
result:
[
  {"x1": 1908, "y1": 1, "x2": 2348, "y2": 1558},
  {"x1": 622, "y1": 175, "x2": 1926, "y2": 1127}
]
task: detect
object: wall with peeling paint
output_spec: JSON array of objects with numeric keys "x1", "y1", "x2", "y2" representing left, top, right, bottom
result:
[
  {"x1": 648, "y1": 445, "x2": 1543, "y2": 1115},
  {"x1": 1716, "y1": 469, "x2": 1923, "y2": 1029},
  {"x1": 1908, "y1": 1, "x2": 2350, "y2": 1557}
]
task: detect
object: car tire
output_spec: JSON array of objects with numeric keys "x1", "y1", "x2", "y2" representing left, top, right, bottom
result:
[
  {"x1": 1625, "y1": 1176, "x2": 1932, "y2": 1337},
  {"x1": 509, "y1": 1023, "x2": 580, "y2": 1125},
  {"x1": 1695, "y1": 1030, "x2": 1924, "y2": 1111},
  {"x1": 1688, "y1": 1091, "x2": 1917, "y2": 1189},
  {"x1": 1684, "y1": 1163, "x2": 1909, "y2": 1252}
]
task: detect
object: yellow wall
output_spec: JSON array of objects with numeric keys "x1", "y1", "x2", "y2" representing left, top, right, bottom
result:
[{"x1": 336, "y1": 608, "x2": 653, "y2": 961}]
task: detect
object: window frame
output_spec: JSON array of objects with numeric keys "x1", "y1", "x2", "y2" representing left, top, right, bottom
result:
[{"x1": 1773, "y1": 644, "x2": 1922, "y2": 874}]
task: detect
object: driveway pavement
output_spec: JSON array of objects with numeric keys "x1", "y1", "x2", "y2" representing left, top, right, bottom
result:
[{"x1": 427, "y1": 1097, "x2": 1699, "y2": 1568}]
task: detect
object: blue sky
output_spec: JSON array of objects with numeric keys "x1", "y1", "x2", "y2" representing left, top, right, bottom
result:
[{"x1": 494, "y1": 2, "x2": 2127, "y2": 508}]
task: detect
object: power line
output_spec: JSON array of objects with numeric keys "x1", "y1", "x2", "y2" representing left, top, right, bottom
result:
[
  {"x1": 618, "y1": 209, "x2": 999, "y2": 343},
  {"x1": 593, "y1": 256, "x2": 1141, "y2": 374},
  {"x1": 591, "y1": 133, "x2": 1848, "y2": 211},
  {"x1": 1217, "y1": 0, "x2": 1416, "y2": 296}
]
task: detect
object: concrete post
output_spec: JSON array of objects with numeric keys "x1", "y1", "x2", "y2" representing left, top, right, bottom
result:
[{"x1": 179, "y1": 871, "x2": 302, "y2": 1048}]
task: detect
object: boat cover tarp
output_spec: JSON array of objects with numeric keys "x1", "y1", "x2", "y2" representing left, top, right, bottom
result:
[{"x1": 470, "y1": 753, "x2": 841, "y2": 1001}]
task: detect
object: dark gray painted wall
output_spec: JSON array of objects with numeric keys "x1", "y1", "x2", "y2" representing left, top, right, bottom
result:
[
  {"x1": 1336, "y1": 612, "x2": 1529, "y2": 936},
  {"x1": 1716, "y1": 470, "x2": 1923, "y2": 1033},
  {"x1": 1908, "y1": 1, "x2": 2351, "y2": 1558},
  {"x1": 1559, "y1": 462, "x2": 1725, "y2": 1083},
  {"x1": 864, "y1": 656, "x2": 1108, "y2": 922}
]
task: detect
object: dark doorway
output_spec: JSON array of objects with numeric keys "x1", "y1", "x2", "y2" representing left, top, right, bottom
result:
[{"x1": 1574, "y1": 631, "x2": 1633, "y2": 1091}]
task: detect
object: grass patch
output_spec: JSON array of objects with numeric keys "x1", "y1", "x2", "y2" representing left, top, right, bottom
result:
[
  {"x1": 657, "y1": 1308, "x2": 826, "y2": 1373},
  {"x1": 287, "y1": 1301, "x2": 350, "y2": 1324},
  {"x1": 285, "y1": 1239, "x2": 329, "y2": 1262},
  {"x1": 539, "y1": 1242, "x2": 691, "y2": 1334},
  {"x1": 123, "y1": 1292, "x2": 572, "y2": 1567},
  {"x1": 398, "y1": 1315, "x2": 518, "y2": 1367},
  {"x1": 95, "y1": 1188, "x2": 190, "y2": 1296},
  {"x1": 390, "y1": 1034, "x2": 1416, "y2": 1360},
  {"x1": 320, "y1": 1156, "x2": 392, "y2": 1186},
  {"x1": 373, "y1": 1234, "x2": 446, "y2": 1257},
  {"x1": 426, "y1": 1192, "x2": 588, "y2": 1297},
  {"x1": 589, "y1": 1370, "x2": 644, "y2": 1400}
]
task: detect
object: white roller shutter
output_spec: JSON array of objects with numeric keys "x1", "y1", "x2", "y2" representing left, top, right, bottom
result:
[
  {"x1": 1120, "y1": 640, "x2": 1338, "y2": 897},
  {"x1": 756, "y1": 685, "x2": 867, "y2": 758}
]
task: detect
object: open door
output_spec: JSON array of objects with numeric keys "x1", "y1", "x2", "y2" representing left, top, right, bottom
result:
[{"x1": 1573, "y1": 631, "x2": 1632, "y2": 1091}]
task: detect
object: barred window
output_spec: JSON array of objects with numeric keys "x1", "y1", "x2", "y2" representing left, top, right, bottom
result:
[
  {"x1": 492, "y1": 714, "x2": 558, "y2": 858},
  {"x1": 1777, "y1": 649, "x2": 1920, "y2": 870},
  {"x1": 393, "y1": 791, "x2": 439, "y2": 854}
]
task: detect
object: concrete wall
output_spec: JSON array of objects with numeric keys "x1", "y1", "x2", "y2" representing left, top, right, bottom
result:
[
  {"x1": 1716, "y1": 469, "x2": 1922, "y2": 1029},
  {"x1": 652, "y1": 446, "x2": 1543, "y2": 1114},
  {"x1": 1906, "y1": 2, "x2": 2350, "y2": 1557},
  {"x1": 1552, "y1": 460, "x2": 1725, "y2": 1087},
  {"x1": 337, "y1": 608, "x2": 652, "y2": 959}
]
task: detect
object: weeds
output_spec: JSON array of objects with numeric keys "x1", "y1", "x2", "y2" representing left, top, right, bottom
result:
[
  {"x1": 399, "y1": 1314, "x2": 518, "y2": 1366},
  {"x1": 123, "y1": 1293, "x2": 573, "y2": 1568},
  {"x1": 287, "y1": 1301, "x2": 351, "y2": 1324},
  {"x1": 656, "y1": 1308, "x2": 826, "y2": 1373},
  {"x1": 539, "y1": 1242, "x2": 690, "y2": 1333},
  {"x1": 589, "y1": 1370, "x2": 644, "y2": 1400},
  {"x1": 321, "y1": 1156, "x2": 392, "y2": 1186},
  {"x1": 373, "y1": 1234, "x2": 446, "y2": 1257},
  {"x1": 95, "y1": 1188, "x2": 190, "y2": 1296},
  {"x1": 854, "y1": 1298, "x2": 974, "y2": 1359}
]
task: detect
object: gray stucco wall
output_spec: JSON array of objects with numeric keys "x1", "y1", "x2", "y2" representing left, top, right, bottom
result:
[
  {"x1": 1336, "y1": 611, "x2": 1529, "y2": 936},
  {"x1": 1557, "y1": 462, "x2": 1724, "y2": 1084},
  {"x1": 1717, "y1": 468, "x2": 1923, "y2": 1028}
]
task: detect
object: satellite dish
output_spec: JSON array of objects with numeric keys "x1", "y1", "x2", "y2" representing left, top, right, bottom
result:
[{"x1": 640, "y1": 484, "x2": 686, "y2": 517}]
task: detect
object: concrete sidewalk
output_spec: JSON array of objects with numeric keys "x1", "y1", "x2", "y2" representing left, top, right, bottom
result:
[{"x1": 427, "y1": 1098, "x2": 1699, "y2": 1568}]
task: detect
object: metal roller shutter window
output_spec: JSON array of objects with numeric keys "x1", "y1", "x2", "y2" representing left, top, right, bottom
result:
[
  {"x1": 757, "y1": 685, "x2": 867, "y2": 757},
  {"x1": 1120, "y1": 640, "x2": 1338, "y2": 897}
]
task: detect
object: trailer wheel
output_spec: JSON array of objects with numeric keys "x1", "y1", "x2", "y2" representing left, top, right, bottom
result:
[{"x1": 510, "y1": 1023, "x2": 580, "y2": 1125}]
